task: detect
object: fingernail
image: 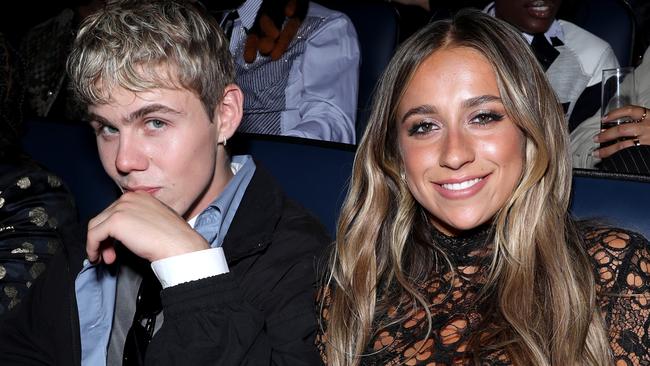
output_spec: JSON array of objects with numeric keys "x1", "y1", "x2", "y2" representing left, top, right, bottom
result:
[
  {"x1": 592, "y1": 150, "x2": 600, "y2": 158},
  {"x1": 593, "y1": 135, "x2": 599, "y2": 142}
]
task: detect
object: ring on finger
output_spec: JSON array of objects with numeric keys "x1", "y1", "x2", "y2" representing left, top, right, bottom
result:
[{"x1": 636, "y1": 107, "x2": 647, "y2": 123}]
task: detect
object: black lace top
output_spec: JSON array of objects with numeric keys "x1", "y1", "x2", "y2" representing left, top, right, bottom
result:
[{"x1": 317, "y1": 226, "x2": 650, "y2": 365}]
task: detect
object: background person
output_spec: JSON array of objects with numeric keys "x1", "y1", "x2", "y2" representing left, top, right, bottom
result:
[
  {"x1": 0, "y1": 31, "x2": 81, "y2": 317},
  {"x1": 486, "y1": 0, "x2": 619, "y2": 134},
  {"x1": 19, "y1": 0, "x2": 105, "y2": 122},
  {"x1": 209, "y1": 0, "x2": 360, "y2": 144},
  {"x1": 572, "y1": 46, "x2": 650, "y2": 173}
]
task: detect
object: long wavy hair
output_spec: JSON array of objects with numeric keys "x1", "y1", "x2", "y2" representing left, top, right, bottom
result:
[{"x1": 323, "y1": 10, "x2": 611, "y2": 366}]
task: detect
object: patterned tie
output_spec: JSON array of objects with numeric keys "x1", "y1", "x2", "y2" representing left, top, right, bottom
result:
[
  {"x1": 122, "y1": 254, "x2": 162, "y2": 366},
  {"x1": 194, "y1": 206, "x2": 220, "y2": 245},
  {"x1": 530, "y1": 33, "x2": 562, "y2": 71}
]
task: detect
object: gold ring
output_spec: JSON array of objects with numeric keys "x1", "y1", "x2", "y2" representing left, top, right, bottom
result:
[
  {"x1": 633, "y1": 138, "x2": 641, "y2": 147},
  {"x1": 638, "y1": 107, "x2": 647, "y2": 123}
]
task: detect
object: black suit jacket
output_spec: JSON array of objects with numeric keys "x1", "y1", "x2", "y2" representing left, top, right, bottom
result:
[{"x1": 0, "y1": 164, "x2": 330, "y2": 365}]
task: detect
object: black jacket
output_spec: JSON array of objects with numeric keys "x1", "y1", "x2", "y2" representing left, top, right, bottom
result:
[{"x1": 0, "y1": 165, "x2": 330, "y2": 365}]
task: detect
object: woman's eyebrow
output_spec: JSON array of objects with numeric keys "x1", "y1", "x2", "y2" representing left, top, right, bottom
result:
[
  {"x1": 461, "y1": 95, "x2": 501, "y2": 109},
  {"x1": 400, "y1": 104, "x2": 437, "y2": 124}
]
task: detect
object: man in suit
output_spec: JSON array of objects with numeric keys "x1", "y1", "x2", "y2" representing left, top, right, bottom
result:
[
  {"x1": 0, "y1": 1, "x2": 329, "y2": 365},
  {"x1": 486, "y1": 0, "x2": 618, "y2": 133}
]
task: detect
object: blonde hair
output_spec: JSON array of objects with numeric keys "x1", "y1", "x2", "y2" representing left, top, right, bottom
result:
[
  {"x1": 66, "y1": 0, "x2": 235, "y2": 120},
  {"x1": 323, "y1": 10, "x2": 611, "y2": 366}
]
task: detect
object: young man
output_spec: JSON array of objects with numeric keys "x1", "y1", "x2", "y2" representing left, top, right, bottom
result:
[{"x1": 0, "y1": 1, "x2": 329, "y2": 365}]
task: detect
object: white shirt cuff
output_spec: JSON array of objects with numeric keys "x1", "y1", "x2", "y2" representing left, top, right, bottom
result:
[{"x1": 150, "y1": 247, "x2": 229, "y2": 289}]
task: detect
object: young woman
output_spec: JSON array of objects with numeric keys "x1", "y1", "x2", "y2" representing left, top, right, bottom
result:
[{"x1": 318, "y1": 10, "x2": 650, "y2": 366}]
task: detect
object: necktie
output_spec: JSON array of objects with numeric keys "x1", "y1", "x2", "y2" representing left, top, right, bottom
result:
[
  {"x1": 220, "y1": 10, "x2": 239, "y2": 41},
  {"x1": 530, "y1": 33, "x2": 561, "y2": 71},
  {"x1": 121, "y1": 205, "x2": 219, "y2": 365},
  {"x1": 194, "y1": 206, "x2": 220, "y2": 245},
  {"x1": 122, "y1": 262, "x2": 162, "y2": 366}
]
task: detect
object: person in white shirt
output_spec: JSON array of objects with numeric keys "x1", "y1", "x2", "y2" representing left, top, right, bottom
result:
[{"x1": 486, "y1": 0, "x2": 618, "y2": 132}]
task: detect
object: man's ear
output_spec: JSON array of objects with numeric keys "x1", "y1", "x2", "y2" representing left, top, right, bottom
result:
[{"x1": 214, "y1": 84, "x2": 243, "y2": 141}]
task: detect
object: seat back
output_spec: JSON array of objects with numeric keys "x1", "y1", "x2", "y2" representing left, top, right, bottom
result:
[
  {"x1": 20, "y1": 118, "x2": 119, "y2": 222},
  {"x1": 573, "y1": 0, "x2": 635, "y2": 66},
  {"x1": 326, "y1": 1, "x2": 399, "y2": 141},
  {"x1": 570, "y1": 169, "x2": 650, "y2": 238},
  {"x1": 230, "y1": 133, "x2": 355, "y2": 236}
]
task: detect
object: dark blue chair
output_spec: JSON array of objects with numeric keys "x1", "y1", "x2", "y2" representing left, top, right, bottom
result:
[
  {"x1": 326, "y1": 1, "x2": 400, "y2": 142},
  {"x1": 570, "y1": 168, "x2": 650, "y2": 238},
  {"x1": 21, "y1": 121, "x2": 648, "y2": 241},
  {"x1": 573, "y1": 0, "x2": 636, "y2": 66},
  {"x1": 232, "y1": 136, "x2": 650, "y2": 240},
  {"x1": 230, "y1": 133, "x2": 356, "y2": 236},
  {"x1": 20, "y1": 118, "x2": 119, "y2": 222}
]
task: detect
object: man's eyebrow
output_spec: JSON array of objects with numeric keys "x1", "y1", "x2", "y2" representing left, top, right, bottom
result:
[
  {"x1": 127, "y1": 104, "x2": 183, "y2": 122},
  {"x1": 400, "y1": 104, "x2": 437, "y2": 124},
  {"x1": 87, "y1": 113, "x2": 111, "y2": 126},
  {"x1": 87, "y1": 104, "x2": 183, "y2": 126},
  {"x1": 461, "y1": 95, "x2": 502, "y2": 109}
]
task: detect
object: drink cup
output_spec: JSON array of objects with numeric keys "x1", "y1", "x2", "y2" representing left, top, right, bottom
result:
[{"x1": 601, "y1": 67, "x2": 636, "y2": 129}]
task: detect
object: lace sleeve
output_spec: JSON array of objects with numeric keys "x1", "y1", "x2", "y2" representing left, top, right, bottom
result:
[
  {"x1": 585, "y1": 227, "x2": 650, "y2": 365},
  {"x1": 315, "y1": 284, "x2": 331, "y2": 364}
]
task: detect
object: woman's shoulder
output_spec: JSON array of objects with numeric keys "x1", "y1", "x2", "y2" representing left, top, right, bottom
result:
[{"x1": 580, "y1": 224, "x2": 650, "y2": 294}]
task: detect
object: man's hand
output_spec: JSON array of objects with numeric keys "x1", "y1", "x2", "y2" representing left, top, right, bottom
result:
[
  {"x1": 86, "y1": 192, "x2": 209, "y2": 264},
  {"x1": 594, "y1": 105, "x2": 648, "y2": 159},
  {"x1": 243, "y1": 0, "x2": 309, "y2": 63}
]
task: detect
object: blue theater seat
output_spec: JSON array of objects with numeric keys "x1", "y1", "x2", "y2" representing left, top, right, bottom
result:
[
  {"x1": 230, "y1": 133, "x2": 355, "y2": 236},
  {"x1": 20, "y1": 121, "x2": 649, "y2": 241},
  {"x1": 326, "y1": 1, "x2": 400, "y2": 142},
  {"x1": 570, "y1": 169, "x2": 650, "y2": 238},
  {"x1": 20, "y1": 118, "x2": 119, "y2": 222},
  {"x1": 573, "y1": 0, "x2": 636, "y2": 66}
]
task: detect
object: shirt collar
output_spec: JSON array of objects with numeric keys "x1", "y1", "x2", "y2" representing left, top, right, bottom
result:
[
  {"x1": 238, "y1": 0, "x2": 262, "y2": 30},
  {"x1": 483, "y1": 2, "x2": 565, "y2": 45},
  {"x1": 187, "y1": 155, "x2": 256, "y2": 246}
]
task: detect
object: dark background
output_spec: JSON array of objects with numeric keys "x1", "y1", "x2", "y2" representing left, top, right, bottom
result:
[{"x1": 0, "y1": 0, "x2": 648, "y2": 63}]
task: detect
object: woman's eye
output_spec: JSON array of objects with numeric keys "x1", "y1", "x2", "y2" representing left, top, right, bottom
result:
[
  {"x1": 146, "y1": 119, "x2": 166, "y2": 129},
  {"x1": 408, "y1": 121, "x2": 438, "y2": 136},
  {"x1": 470, "y1": 112, "x2": 504, "y2": 126}
]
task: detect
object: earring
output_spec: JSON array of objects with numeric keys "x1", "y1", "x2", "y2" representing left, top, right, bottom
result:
[
  {"x1": 219, "y1": 136, "x2": 227, "y2": 146},
  {"x1": 400, "y1": 172, "x2": 406, "y2": 182}
]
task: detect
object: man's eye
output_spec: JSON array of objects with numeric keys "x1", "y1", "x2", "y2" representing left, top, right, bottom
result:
[
  {"x1": 146, "y1": 119, "x2": 166, "y2": 129},
  {"x1": 100, "y1": 125, "x2": 119, "y2": 135},
  {"x1": 470, "y1": 112, "x2": 504, "y2": 126}
]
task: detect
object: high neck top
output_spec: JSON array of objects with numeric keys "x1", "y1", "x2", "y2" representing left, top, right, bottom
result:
[{"x1": 430, "y1": 224, "x2": 493, "y2": 267}]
